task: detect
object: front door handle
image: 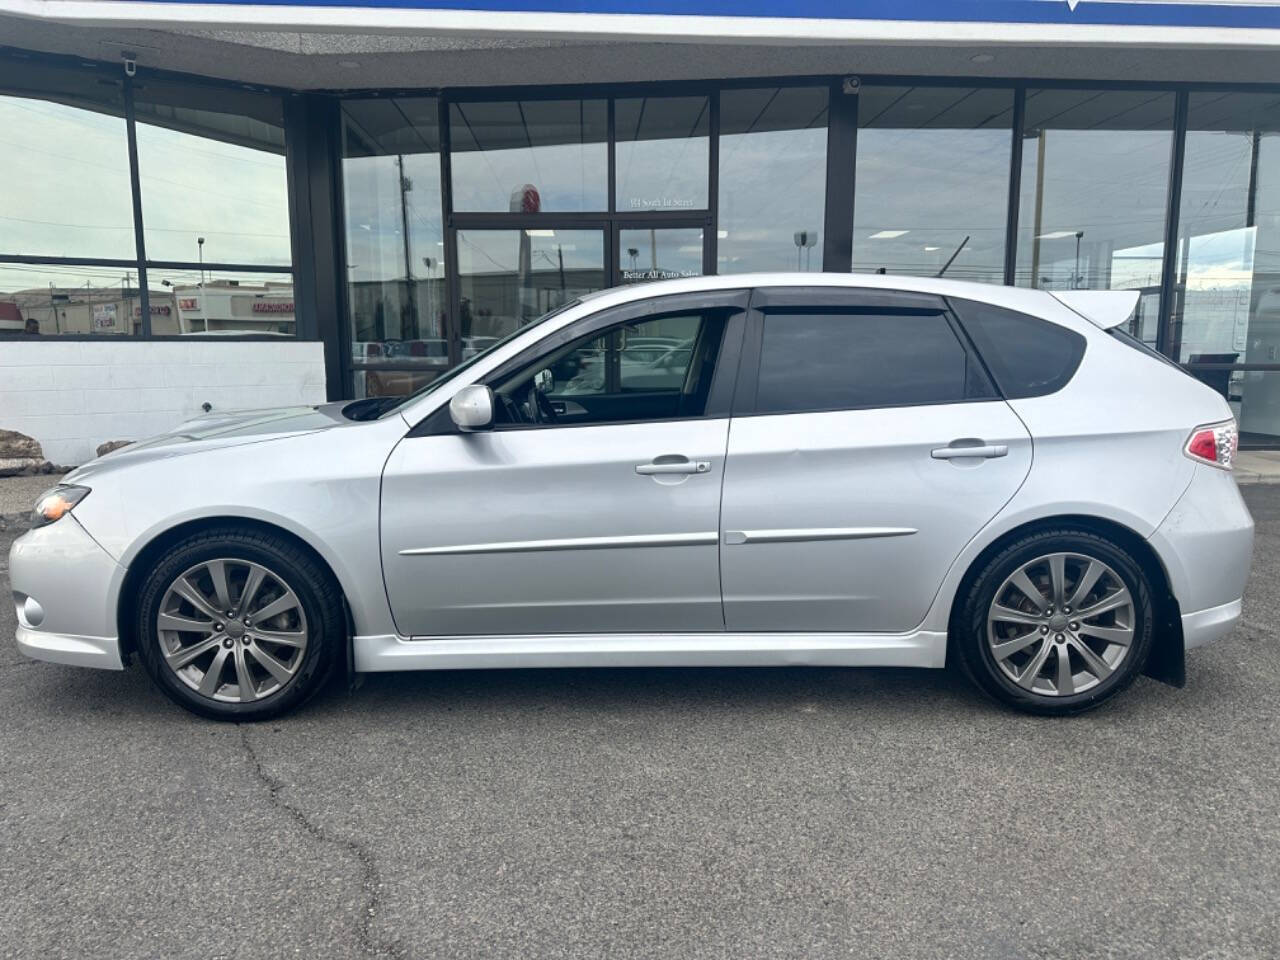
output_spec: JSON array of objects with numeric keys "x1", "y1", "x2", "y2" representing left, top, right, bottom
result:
[
  {"x1": 931, "y1": 441, "x2": 1008, "y2": 460},
  {"x1": 636, "y1": 457, "x2": 711, "y2": 476}
]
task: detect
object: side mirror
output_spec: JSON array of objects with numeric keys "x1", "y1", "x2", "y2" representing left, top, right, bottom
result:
[
  {"x1": 449, "y1": 384, "x2": 495, "y2": 432},
  {"x1": 534, "y1": 368, "x2": 555, "y2": 394}
]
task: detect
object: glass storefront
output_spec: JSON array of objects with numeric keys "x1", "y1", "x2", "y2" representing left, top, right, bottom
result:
[
  {"x1": 457, "y1": 229, "x2": 606, "y2": 346},
  {"x1": 1174, "y1": 92, "x2": 1280, "y2": 445},
  {"x1": 341, "y1": 97, "x2": 448, "y2": 396},
  {"x1": 0, "y1": 55, "x2": 293, "y2": 338},
  {"x1": 5, "y1": 45, "x2": 1280, "y2": 447},
  {"x1": 449, "y1": 99, "x2": 608, "y2": 212},
  {"x1": 718, "y1": 86, "x2": 828, "y2": 274},
  {"x1": 615, "y1": 96, "x2": 710, "y2": 212},
  {"x1": 1015, "y1": 89, "x2": 1175, "y2": 321},
  {"x1": 853, "y1": 86, "x2": 1013, "y2": 283}
]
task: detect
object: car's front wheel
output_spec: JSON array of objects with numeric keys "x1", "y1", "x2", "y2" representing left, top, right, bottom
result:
[
  {"x1": 954, "y1": 529, "x2": 1155, "y2": 715},
  {"x1": 134, "y1": 527, "x2": 343, "y2": 721}
]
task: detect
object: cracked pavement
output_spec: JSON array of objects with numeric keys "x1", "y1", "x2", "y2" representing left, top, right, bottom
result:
[{"x1": 1, "y1": 485, "x2": 1279, "y2": 959}]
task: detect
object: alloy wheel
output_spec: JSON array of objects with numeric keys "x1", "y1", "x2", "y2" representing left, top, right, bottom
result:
[
  {"x1": 156, "y1": 558, "x2": 309, "y2": 703},
  {"x1": 986, "y1": 552, "x2": 1135, "y2": 697}
]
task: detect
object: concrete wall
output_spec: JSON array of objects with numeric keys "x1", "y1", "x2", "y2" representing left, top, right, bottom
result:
[{"x1": 0, "y1": 340, "x2": 327, "y2": 465}]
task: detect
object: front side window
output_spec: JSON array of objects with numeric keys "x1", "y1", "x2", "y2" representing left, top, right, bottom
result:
[
  {"x1": 755, "y1": 310, "x2": 983, "y2": 414},
  {"x1": 492, "y1": 310, "x2": 729, "y2": 427}
]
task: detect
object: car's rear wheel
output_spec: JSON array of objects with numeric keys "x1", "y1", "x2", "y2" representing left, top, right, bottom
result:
[
  {"x1": 954, "y1": 529, "x2": 1155, "y2": 715},
  {"x1": 134, "y1": 527, "x2": 343, "y2": 721}
]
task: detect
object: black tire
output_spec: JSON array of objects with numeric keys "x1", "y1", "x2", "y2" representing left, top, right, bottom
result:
[
  {"x1": 953, "y1": 528, "x2": 1155, "y2": 716},
  {"x1": 134, "y1": 526, "x2": 344, "y2": 721}
]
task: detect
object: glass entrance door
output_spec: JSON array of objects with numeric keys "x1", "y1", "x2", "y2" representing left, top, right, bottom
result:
[{"x1": 614, "y1": 222, "x2": 709, "y2": 286}]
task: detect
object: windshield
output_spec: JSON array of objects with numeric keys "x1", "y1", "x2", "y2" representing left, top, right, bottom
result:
[{"x1": 375, "y1": 299, "x2": 583, "y2": 419}]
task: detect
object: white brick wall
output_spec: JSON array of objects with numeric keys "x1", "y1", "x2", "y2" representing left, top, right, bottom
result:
[{"x1": 0, "y1": 340, "x2": 328, "y2": 465}]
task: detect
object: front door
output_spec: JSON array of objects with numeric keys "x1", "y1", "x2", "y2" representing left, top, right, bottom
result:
[
  {"x1": 719, "y1": 288, "x2": 1034, "y2": 634},
  {"x1": 380, "y1": 290, "x2": 747, "y2": 637}
]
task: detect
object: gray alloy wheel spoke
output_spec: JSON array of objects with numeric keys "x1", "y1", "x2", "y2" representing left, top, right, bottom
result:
[
  {"x1": 238, "y1": 566, "x2": 266, "y2": 617},
  {"x1": 1067, "y1": 560, "x2": 1104, "y2": 609},
  {"x1": 156, "y1": 558, "x2": 309, "y2": 704},
  {"x1": 249, "y1": 590, "x2": 301, "y2": 625},
  {"x1": 1009, "y1": 570, "x2": 1048, "y2": 613},
  {"x1": 164, "y1": 635, "x2": 223, "y2": 669},
  {"x1": 1077, "y1": 589, "x2": 1132, "y2": 620},
  {"x1": 1070, "y1": 637, "x2": 1114, "y2": 681},
  {"x1": 990, "y1": 632, "x2": 1041, "y2": 661},
  {"x1": 207, "y1": 560, "x2": 233, "y2": 613},
  {"x1": 990, "y1": 605, "x2": 1043, "y2": 627},
  {"x1": 157, "y1": 612, "x2": 214, "y2": 634},
  {"x1": 199, "y1": 647, "x2": 231, "y2": 697},
  {"x1": 1048, "y1": 554, "x2": 1067, "y2": 607},
  {"x1": 233, "y1": 646, "x2": 257, "y2": 702},
  {"x1": 987, "y1": 551, "x2": 1136, "y2": 698},
  {"x1": 1055, "y1": 643, "x2": 1074, "y2": 696},
  {"x1": 251, "y1": 628, "x2": 306, "y2": 648},
  {"x1": 1017, "y1": 640, "x2": 1054, "y2": 690},
  {"x1": 171, "y1": 578, "x2": 223, "y2": 622},
  {"x1": 1077, "y1": 623, "x2": 1133, "y2": 646},
  {"x1": 247, "y1": 645, "x2": 294, "y2": 685}
]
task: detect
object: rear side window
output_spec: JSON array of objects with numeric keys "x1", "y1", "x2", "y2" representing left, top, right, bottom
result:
[
  {"x1": 949, "y1": 298, "x2": 1086, "y2": 399},
  {"x1": 754, "y1": 310, "x2": 991, "y2": 414}
]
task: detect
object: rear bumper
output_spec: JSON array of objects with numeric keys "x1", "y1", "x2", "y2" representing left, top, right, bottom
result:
[
  {"x1": 9, "y1": 515, "x2": 126, "y2": 671},
  {"x1": 1182, "y1": 598, "x2": 1244, "y2": 651},
  {"x1": 1149, "y1": 465, "x2": 1253, "y2": 650}
]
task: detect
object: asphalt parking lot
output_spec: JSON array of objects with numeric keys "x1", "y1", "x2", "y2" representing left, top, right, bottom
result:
[{"x1": 2, "y1": 486, "x2": 1278, "y2": 960}]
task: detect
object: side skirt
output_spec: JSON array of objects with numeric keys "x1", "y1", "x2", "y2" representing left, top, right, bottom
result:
[{"x1": 353, "y1": 630, "x2": 948, "y2": 672}]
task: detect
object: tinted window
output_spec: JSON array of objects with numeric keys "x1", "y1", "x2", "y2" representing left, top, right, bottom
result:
[
  {"x1": 755, "y1": 310, "x2": 976, "y2": 413},
  {"x1": 494, "y1": 310, "x2": 728, "y2": 427},
  {"x1": 950, "y1": 299, "x2": 1086, "y2": 398}
]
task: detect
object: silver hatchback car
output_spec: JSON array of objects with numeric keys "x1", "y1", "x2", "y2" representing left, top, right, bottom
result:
[{"x1": 11, "y1": 274, "x2": 1254, "y2": 720}]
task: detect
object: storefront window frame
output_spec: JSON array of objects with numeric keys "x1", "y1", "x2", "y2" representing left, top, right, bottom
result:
[{"x1": 0, "y1": 49, "x2": 302, "y2": 342}]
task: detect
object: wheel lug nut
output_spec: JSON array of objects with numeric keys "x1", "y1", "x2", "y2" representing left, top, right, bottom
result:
[
  {"x1": 1064, "y1": 606, "x2": 1071, "y2": 614},
  {"x1": 1069, "y1": 622, "x2": 1079, "y2": 631},
  {"x1": 222, "y1": 638, "x2": 233, "y2": 648},
  {"x1": 214, "y1": 622, "x2": 223, "y2": 631},
  {"x1": 1040, "y1": 625, "x2": 1048, "y2": 634},
  {"x1": 1055, "y1": 633, "x2": 1065, "y2": 642}
]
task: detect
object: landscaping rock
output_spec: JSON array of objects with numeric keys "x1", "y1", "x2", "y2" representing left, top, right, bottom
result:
[
  {"x1": 0, "y1": 429, "x2": 45, "y2": 477},
  {"x1": 96, "y1": 440, "x2": 135, "y2": 457}
]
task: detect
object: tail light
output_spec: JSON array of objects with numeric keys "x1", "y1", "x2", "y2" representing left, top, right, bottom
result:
[{"x1": 1184, "y1": 419, "x2": 1238, "y2": 470}]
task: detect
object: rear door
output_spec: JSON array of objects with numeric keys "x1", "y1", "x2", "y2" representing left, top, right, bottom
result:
[{"x1": 719, "y1": 287, "x2": 1033, "y2": 634}]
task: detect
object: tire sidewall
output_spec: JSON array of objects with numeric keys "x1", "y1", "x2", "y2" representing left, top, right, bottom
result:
[
  {"x1": 957, "y1": 531, "x2": 1155, "y2": 714},
  {"x1": 134, "y1": 532, "x2": 340, "y2": 721}
]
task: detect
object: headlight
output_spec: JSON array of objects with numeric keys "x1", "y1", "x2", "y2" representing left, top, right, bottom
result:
[{"x1": 32, "y1": 485, "x2": 91, "y2": 528}]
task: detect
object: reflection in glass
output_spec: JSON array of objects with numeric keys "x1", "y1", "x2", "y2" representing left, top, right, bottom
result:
[
  {"x1": 354, "y1": 367, "x2": 441, "y2": 400},
  {"x1": 1015, "y1": 89, "x2": 1174, "y2": 302},
  {"x1": 618, "y1": 228, "x2": 703, "y2": 284},
  {"x1": 719, "y1": 87, "x2": 828, "y2": 273},
  {"x1": 145, "y1": 268, "x2": 294, "y2": 334},
  {"x1": 1174, "y1": 93, "x2": 1280, "y2": 444},
  {"x1": 853, "y1": 86, "x2": 1013, "y2": 283},
  {"x1": 133, "y1": 80, "x2": 291, "y2": 265},
  {"x1": 342, "y1": 98, "x2": 448, "y2": 376},
  {"x1": 0, "y1": 61, "x2": 135, "y2": 260},
  {"x1": 615, "y1": 96, "x2": 710, "y2": 212},
  {"x1": 0, "y1": 263, "x2": 143, "y2": 335},
  {"x1": 456, "y1": 229, "x2": 605, "y2": 342},
  {"x1": 449, "y1": 99, "x2": 608, "y2": 212}
]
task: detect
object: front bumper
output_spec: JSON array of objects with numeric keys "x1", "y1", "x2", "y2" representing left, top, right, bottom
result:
[{"x1": 9, "y1": 515, "x2": 125, "y2": 670}]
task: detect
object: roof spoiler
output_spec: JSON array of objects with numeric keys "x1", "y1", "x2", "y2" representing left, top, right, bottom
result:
[{"x1": 1050, "y1": 290, "x2": 1140, "y2": 330}]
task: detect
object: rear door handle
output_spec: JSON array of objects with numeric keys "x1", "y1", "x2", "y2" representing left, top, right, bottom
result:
[
  {"x1": 636, "y1": 457, "x2": 711, "y2": 476},
  {"x1": 931, "y1": 442, "x2": 1008, "y2": 460}
]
